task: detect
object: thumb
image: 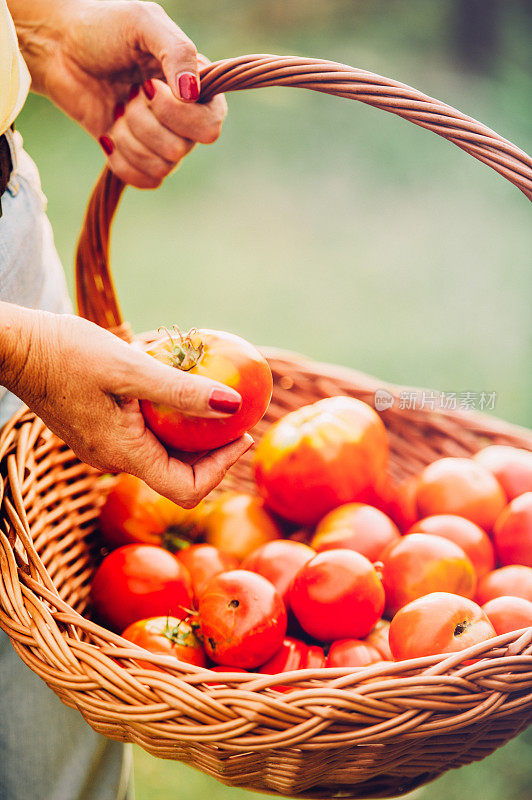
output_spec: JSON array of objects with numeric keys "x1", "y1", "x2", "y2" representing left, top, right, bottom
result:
[
  {"x1": 134, "y1": 4, "x2": 200, "y2": 102},
  {"x1": 114, "y1": 347, "x2": 242, "y2": 419}
]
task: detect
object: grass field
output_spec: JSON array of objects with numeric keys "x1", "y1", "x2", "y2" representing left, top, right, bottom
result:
[{"x1": 16, "y1": 1, "x2": 532, "y2": 797}]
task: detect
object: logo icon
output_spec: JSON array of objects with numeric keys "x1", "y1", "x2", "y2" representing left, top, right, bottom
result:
[{"x1": 374, "y1": 389, "x2": 394, "y2": 412}]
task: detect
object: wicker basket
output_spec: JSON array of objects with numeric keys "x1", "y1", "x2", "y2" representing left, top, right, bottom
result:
[{"x1": 1, "y1": 55, "x2": 532, "y2": 799}]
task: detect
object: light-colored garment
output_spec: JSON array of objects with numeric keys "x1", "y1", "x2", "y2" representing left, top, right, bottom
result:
[
  {"x1": 0, "y1": 130, "x2": 133, "y2": 800},
  {"x1": 0, "y1": 0, "x2": 30, "y2": 135}
]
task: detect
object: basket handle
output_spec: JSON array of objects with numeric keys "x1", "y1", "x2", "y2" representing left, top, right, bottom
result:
[{"x1": 76, "y1": 54, "x2": 532, "y2": 333}]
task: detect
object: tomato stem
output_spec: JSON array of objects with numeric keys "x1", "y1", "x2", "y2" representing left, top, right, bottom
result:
[{"x1": 158, "y1": 325, "x2": 204, "y2": 371}]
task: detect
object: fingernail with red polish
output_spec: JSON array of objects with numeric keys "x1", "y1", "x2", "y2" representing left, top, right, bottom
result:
[
  {"x1": 113, "y1": 102, "x2": 125, "y2": 121},
  {"x1": 99, "y1": 135, "x2": 114, "y2": 156},
  {"x1": 143, "y1": 79, "x2": 156, "y2": 100},
  {"x1": 178, "y1": 72, "x2": 199, "y2": 102},
  {"x1": 128, "y1": 84, "x2": 140, "y2": 101},
  {"x1": 208, "y1": 389, "x2": 241, "y2": 414}
]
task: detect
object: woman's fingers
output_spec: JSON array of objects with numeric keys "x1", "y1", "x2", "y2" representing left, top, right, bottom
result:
[
  {"x1": 102, "y1": 80, "x2": 225, "y2": 186},
  {"x1": 128, "y1": 1, "x2": 200, "y2": 101},
  {"x1": 129, "y1": 431, "x2": 254, "y2": 508},
  {"x1": 110, "y1": 346, "x2": 242, "y2": 419},
  {"x1": 137, "y1": 79, "x2": 227, "y2": 144}
]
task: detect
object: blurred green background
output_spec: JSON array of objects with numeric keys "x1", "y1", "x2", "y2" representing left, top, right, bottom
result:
[{"x1": 17, "y1": 0, "x2": 532, "y2": 797}]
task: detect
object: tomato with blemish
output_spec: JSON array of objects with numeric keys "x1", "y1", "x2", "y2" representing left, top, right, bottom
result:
[
  {"x1": 197, "y1": 570, "x2": 287, "y2": 668},
  {"x1": 389, "y1": 592, "x2": 495, "y2": 661}
]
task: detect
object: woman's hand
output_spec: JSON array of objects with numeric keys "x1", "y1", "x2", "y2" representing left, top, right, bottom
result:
[
  {"x1": 10, "y1": 0, "x2": 227, "y2": 187},
  {"x1": 1, "y1": 303, "x2": 252, "y2": 507}
]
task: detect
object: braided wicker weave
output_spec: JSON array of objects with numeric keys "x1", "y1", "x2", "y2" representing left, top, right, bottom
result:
[{"x1": 1, "y1": 56, "x2": 532, "y2": 799}]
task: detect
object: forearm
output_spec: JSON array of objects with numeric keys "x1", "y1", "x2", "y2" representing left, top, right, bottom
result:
[
  {"x1": 0, "y1": 301, "x2": 47, "y2": 405},
  {"x1": 7, "y1": 0, "x2": 83, "y2": 95}
]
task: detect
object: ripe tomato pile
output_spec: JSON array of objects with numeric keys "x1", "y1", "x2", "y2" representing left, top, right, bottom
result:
[{"x1": 92, "y1": 378, "x2": 532, "y2": 681}]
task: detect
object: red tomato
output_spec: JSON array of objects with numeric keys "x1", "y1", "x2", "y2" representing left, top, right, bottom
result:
[
  {"x1": 99, "y1": 473, "x2": 205, "y2": 549},
  {"x1": 482, "y1": 596, "x2": 532, "y2": 635},
  {"x1": 197, "y1": 570, "x2": 287, "y2": 668},
  {"x1": 141, "y1": 328, "x2": 272, "y2": 452},
  {"x1": 415, "y1": 458, "x2": 506, "y2": 532},
  {"x1": 493, "y1": 493, "x2": 532, "y2": 568},
  {"x1": 90, "y1": 544, "x2": 193, "y2": 632},
  {"x1": 473, "y1": 446, "x2": 532, "y2": 501},
  {"x1": 176, "y1": 544, "x2": 239, "y2": 601},
  {"x1": 389, "y1": 592, "x2": 495, "y2": 661},
  {"x1": 407, "y1": 515, "x2": 495, "y2": 580},
  {"x1": 254, "y1": 397, "x2": 389, "y2": 526},
  {"x1": 121, "y1": 616, "x2": 206, "y2": 669},
  {"x1": 242, "y1": 540, "x2": 315, "y2": 609},
  {"x1": 381, "y1": 533, "x2": 476, "y2": 617},
  {"x1": 204, "y1": 492, "x2": 282, "y2": 561},
  {"x1": 476, "y1": 565, "x2": 532, "y2": 604},
  {"x1": 326, "y1": 639, "x2": 383, "y2": 668},
  {"x1": 311, "y1": 503, "x2": 400, "y2": 562},
  {"x1": 289, "y1": 549, "x2": 385, "y2": 641},
  {"x1": 303, "y1": 645, "x2": 327, "y2": 669},
  {"x1": 365, "y1": 619, "x2": 393, "y2": 660},
  {"x1": 384, "y1": 474, "x2": 420, "y2": 532},
  {"x1": 259, "y1": 637, "x2": 326, "y2": 674}
]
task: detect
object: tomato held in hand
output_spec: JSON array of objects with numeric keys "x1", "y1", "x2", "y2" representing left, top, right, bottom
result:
[
  {"x1": 473, "y1": 445, "x2": 532, "y2": 501},
  {"x1": 242, "y1": 540, "x2": 315, "y2": 610},
  {"x1": 389, "y1": 592, "x2": 495, "y2": 661},
  {"x1": 90, "y1": 544, "x2": 193, "y2": 632},
  {"x1": 176, "y1": 544, "x2": 239, "y2": 601},
  {"x1": 289, "y1": 549, "x2": 385, "y2": 641},
  {"x1": 254, "y1": 397, "x2": 389, "y2": 526},
  {"x1": 204, "y1": 492, "x2": 282, "y2": 561},
  {"x1": 381, "y1": 533, "x2": 476, "y2": 617},
  {"x1": 99, "y1": 473, "x2": 206, "y2": 549},
  {"x1": 326, "y1": 639, "x2": 383, "y2": 668},
  {"x1": 415, "y1": 457, "x2": 506, "y2": 532},
  {"x1": 121, "y1": 616, "x2": 206, "y2": 669},
  {"x1": 407, "y1": 514, "x2": 495, "y2": 580},
  {"x1": 482, "y1": 596, "x2": 532, "y2": 635},
  {"x1": 141, "y1": 328, "x2": 273, "y2": 452},
  {"x1": 476, "y1": 565, "x2": 532, "y2": 604},
  {"x1": 311, "y1": 503, "x2": 400, "y2": 562},
  {"x1": 493, "y1": 493, "x2": 532, "y2": 568},
  {"x1": 197, "y1": 570, "x2": 287, "y2": 668}
]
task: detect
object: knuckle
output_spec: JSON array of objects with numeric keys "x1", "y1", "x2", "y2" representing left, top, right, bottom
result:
[
  {"x1": 165, "y1": 140, "x2": 186, "y2": 163},
  {"x1": 171, "y1": 376, "x2": 202, "y2": 411},
  {"x1": 178, "y1": 38, "x2": 197, "y2": 62},
  {"x1": 200, "y1": 121, "x2": 222, "y2": 145}
]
